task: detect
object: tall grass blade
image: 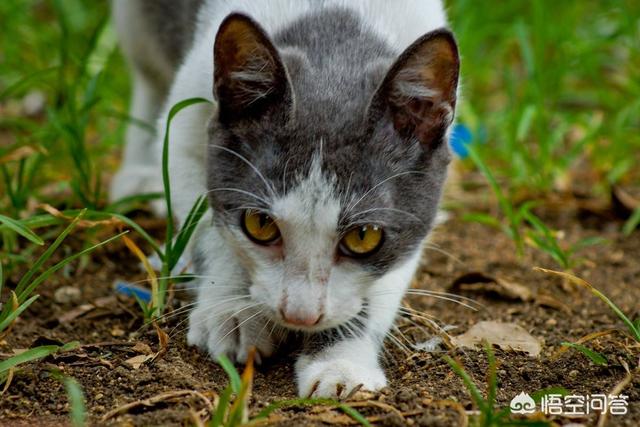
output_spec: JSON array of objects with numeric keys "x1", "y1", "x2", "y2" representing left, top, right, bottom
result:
[
  {"x1": 535, "y1": 268, "x2": 640, "y2": 342},
  {"x1": 65, "y1": 377, "x2": 87, "y2": 427},
  {"x1": 0, "y1": 214, "x2": 44, "y2": 245}
]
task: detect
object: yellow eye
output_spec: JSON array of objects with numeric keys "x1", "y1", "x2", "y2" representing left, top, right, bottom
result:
[
  {"x1": 339, "y1": 225, "x2": 384, "y2": 257},
  {"x1": 242, "y1": 210, "x2": 281, "y2": 244}
]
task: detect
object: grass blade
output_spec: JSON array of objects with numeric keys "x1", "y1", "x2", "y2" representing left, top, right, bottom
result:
[
  {"x1": 535, "y1": 268, "x2": 640, "y2": 342},
  {"x1": 0, "y1": 345, "x2": 59, "y2": 375},
  {"x1": 64, "y1": 377, "x2": 86, "y2": 427},
  {"x1": 161, "y1": 98, "x2": 211, "y2": 254},
  {"x1": 0, "y1": 214, "x2": 44, "y2": 245},
  {"x1": 0, "y1": 294, "x2": 38, "y2": 335},
  {"x1": 443, "y1": 355, "x2": 487, "y2": 412},
  {"x1": 561, "y1": 342, "x2": 608, "y2": 366},
  {"x1": 170, "y1": 195, "x2": 208, "y2": 271},
  {"x1": 623, "y1": 207, "x2": 640, "y2": 236},
  {"x1": 17, "y1": 231, "x2": 128, "y2": 303},
  {"x1": 217, "y1": 354, "x2": 242, "y2": 395},
  {"x1": 210, "y1": 385, "x2": 232, "y2": 427},
  {"x1": 14, "y1": 210, "x2": 86, "y2": 298}
]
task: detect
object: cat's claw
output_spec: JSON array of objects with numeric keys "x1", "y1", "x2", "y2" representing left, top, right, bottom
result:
[{"x1": 297, "y1": 358, "x2": 386, "y2": 398}]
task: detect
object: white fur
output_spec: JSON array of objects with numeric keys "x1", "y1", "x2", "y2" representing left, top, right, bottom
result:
[{"x1": 113, "y1": 0, "x2": 447, "y2": 397}]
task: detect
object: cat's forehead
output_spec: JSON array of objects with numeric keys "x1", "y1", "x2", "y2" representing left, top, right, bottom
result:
[{"x1": 271, "y1": 155, "x2": 342, "y2": 236}]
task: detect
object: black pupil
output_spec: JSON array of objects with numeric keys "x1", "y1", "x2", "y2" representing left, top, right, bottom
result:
[
  {"x1": 259, "y1": 213, "x2": 268, "y2": 228},
  {"x1": 358, "y1": 226, "x2": 367, "y2": 240}
]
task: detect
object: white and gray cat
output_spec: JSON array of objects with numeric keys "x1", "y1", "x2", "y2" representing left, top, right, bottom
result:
[{"x1": 111, "y1": 0, "x2": 459, "y2": 397}]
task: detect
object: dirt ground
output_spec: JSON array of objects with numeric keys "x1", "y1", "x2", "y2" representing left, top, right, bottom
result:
[{"x1": 1, "y1": 190, "x2": 639, "y2": 426}]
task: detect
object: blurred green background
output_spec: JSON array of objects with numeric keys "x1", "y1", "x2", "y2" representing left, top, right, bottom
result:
[{"x1": 0, "y1": 0, "x2": 639, "y2": 244}]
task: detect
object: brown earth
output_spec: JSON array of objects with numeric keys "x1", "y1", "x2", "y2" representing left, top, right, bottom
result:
[{"x1": 1, "y1": 199, "x2": 639, "y2": 426}]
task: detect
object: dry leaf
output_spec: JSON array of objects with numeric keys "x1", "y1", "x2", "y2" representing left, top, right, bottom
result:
[
  {"x1": 124, "y1": 354, "x2": 154, "y2": 370},
  {"x1": 131, "y1": 342, "x2": 153, "y2": 355},
  {"x1": 451, "y1": 321, "x2": 542, "y2": 357},
  {"x1": 450, "y1": 272, "x2": 533, "y2": 302},
  {"x1": 612, "y1": 185, "x2": 640, "y2": 217}
]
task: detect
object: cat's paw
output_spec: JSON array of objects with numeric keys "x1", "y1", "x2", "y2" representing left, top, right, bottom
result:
[
  {"x1": 296, "y1": 357, "x2": 387, "y2": 398},
  {"x1": 187, "y1": 309, "x2": 274, "y2": 365}
]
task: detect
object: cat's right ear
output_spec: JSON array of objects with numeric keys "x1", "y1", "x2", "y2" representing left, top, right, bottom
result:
[
  {"x1": 214, "y1": 13, "x2": 292, "y2": 123},
  {"x1": 367, "y1": 29, "x2": 460, "y2": 149}
]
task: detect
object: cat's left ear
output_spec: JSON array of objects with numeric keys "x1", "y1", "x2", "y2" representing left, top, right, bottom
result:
[
  {"x1": 368, "y1": 29, "x2": 460, "y2": 147},
  {"x1": 214, "y1": 13, "x2": 292, "y2": 123}
]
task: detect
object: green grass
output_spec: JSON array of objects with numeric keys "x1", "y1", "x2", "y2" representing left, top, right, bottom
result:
[
  {"x1": 0, "y1": 0, "x2": 638, "y2": 422},
  {"x1": 444, "y1": 343, "x2": 550, "y2": 426},
  {"x1": 208, "y1": 352, "x2": 372, "y2": 427},
  {"x1": 0, "y1": 210, "x2": 124, "y2": 385},
  {"x1": 536, "y1": 268, "x2": 640, "y2": 343}
]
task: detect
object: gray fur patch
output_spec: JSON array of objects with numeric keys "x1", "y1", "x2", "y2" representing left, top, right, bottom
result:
[{"x1": 207, "y1": 7, "x2": 454, "y2": 276}]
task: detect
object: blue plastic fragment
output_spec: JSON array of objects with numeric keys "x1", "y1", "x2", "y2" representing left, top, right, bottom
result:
[
  {"x1": 449, "y1": 123, "x2": 473, "y2": 158},
  {"x1": 114, "y1": 280, "x2": 152, "y2": 303}
]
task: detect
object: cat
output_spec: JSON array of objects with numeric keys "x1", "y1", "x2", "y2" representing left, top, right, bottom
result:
[{"x1": 110, "y1": 0, "x2": 459, "y2": 398}]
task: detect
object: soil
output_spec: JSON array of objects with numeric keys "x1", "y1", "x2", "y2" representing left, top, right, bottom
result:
[{"x1": 1, "y1": 195, "x2": 639, "y2": 426}]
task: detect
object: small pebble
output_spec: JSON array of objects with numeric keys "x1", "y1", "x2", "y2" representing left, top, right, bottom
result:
[
  {"x1": 54, "y1": 286, "x2": 81, "y2": 304},
  {"x1": 22, "y1": 90, "x2": 46, "y2": 116},
  {"x1": 546, "y1": 318, "x2": 557, "y2": 326},
  {"x1": 111, "y1": 327, "x2": 126, "y2": 337},
  {"x1": 569, "y1": 370, "x2": 580, "y2": 378}
]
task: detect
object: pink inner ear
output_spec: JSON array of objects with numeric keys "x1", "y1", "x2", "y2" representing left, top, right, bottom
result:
[
  {"x1": 380, "y1": 31, "x2": 459, "y2": 146},
  {"x1": 391, "y1": 97, "x2": 451, "y2": 146}
]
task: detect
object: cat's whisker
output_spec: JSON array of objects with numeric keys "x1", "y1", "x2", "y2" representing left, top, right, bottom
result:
[
  {"x1": 345, "y1": 170, "x2": 427, "y2": 214},
  {"x1": 208, "y1": 144, "x2": 277, "y2": 199},
  {"x1": 404, "y1": 289, "x2": 483, "y2": 307},
  {"x1": 395, "y1": 307, "x2": 453, "y2": 341},
  {"x1": 403, "y1": 291, "x2": 479, "y2": 311},
  {"x1": 205, "y1": 187, "x2": 270, "y2": 206},
  {"x1": 162, "y1": 296, "x2": 252, "y2": 336},
  {"x1": 349, "y1": 207, "x2": 425, "y2": 226},
  {"x1": 168, "y1": 297, "x2": 256, "y2": 338},
  {"x1": 387, "y1": 325, "x2": 413, "y2": 355},
  {"x1": 281, "y1": 156, "x2": 291, "y2": 195},
  {"x1": 210, "y1": 308, "x2": 265, "y2": 351},
  {"x1": 371, "y1": 289, "x2": 480, "y2": 311},
  {"x1": 184, "y1": 300, "x2": 264, "y2": 338},
  {"x1": 422, "y1": 243, "x2": 463, "y2": 264}
]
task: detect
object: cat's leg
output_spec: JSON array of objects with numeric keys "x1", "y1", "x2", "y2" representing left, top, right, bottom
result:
[
  {"x1": 296, "y1": 250, "x2": 421, "y2": 397},
  {"x1": 110, "y1": 71, "x2": 166, "y2": 203},
  {"x1": 187, "y1": 298, "x2": 276, "y2": 364},
  {"x1": 186, "y1": 226, "x2": 276, "y2": 364}
]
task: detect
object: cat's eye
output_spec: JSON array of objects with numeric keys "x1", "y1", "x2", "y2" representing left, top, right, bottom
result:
[
  {"x1": 339, "y1": 225, "x2": 384, "y2": 257},
  {"x1": 242, "y1": 210, "x2": 281, "y2": 244}
]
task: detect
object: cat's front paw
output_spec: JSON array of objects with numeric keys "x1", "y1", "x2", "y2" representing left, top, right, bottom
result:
[
  {"x1": 296, "y1": 357, "x2": 387, "y2": 398},
  {"x1": 187, "y1": 308, "x2": 274, "y2": 365}
]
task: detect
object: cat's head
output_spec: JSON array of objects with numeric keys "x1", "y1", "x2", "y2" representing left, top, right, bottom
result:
[{"x1": 206, "y1": 13, "x2": 459, "y2": 332}]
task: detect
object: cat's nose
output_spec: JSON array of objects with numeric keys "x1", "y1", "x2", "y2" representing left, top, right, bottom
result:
[{"x1": 280, "y1": 308, "x2": 322, "y2": 327}]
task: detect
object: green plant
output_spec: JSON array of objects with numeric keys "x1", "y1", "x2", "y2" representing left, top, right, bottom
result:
[
  {"x1": 0, "y1": 210, "x2": 126, "y2": 384},
  {"x1": 623, "y1": 207, "x2": 640, "y2": 236},
  {"x1": 443, "y1": 343, "x2": 549, "y2": 426},
  {"x1": 208, "y1": 352, "x2": 371, "y2": 427},
  {"x1": 464, "y1": 145, "x2": 532, "y2": 256},
  {"x1": 560, "y1": 342, "x2": 607, "y2": 366},
  {"x1": 536, "y1": 268, "x2": 640, "y2": 343},
  {"x1": 522, "y1": 209, "x2": 605, "y2": 269},
  {"x1": 143, "y1": 97, "x2": 211, "y2": 317}
]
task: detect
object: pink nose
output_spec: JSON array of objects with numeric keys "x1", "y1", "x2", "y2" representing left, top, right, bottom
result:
[{"x1": 280, "y1": 309, "x2": 322, "y2": 327}]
